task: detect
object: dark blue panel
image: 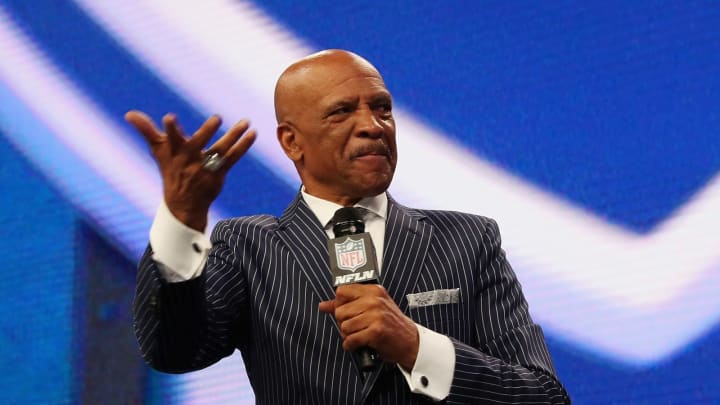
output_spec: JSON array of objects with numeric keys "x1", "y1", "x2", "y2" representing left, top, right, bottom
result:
[
  {"x1": 256, "y1": 0, "x2": 720, "y2": 231},
  {"x1": 0, "y1": 131, "x2": 77, "y2": 402},
  {"x1": 74, "y1": 223, "x2": 145, "y2": 402}
]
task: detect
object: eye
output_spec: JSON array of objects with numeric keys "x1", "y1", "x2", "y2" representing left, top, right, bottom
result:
[
  {"x1": 326, "y1": 103, "x2": 355, "y2": 119},
  {"x1": 332, "y1": 106, "x2": 352, "y2": 115},
  {"x1": 374, "y1": 101, "x2": 393, "y2": 116}
]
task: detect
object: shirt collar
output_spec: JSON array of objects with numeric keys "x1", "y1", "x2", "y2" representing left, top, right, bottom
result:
[{"x1": 301, "y1": 187, "x2": 388, "y2": 228}]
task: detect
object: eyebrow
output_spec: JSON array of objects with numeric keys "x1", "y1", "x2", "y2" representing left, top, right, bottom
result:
[
  {"x1": 370, "y1": 93, "x2": 392, "y2": 103},
  {"x1": 322, "y1": 98, "x2": 357, "y2": 116},
  {"x1": 327, "y1": 98, "x2": 357, "y2": 109},
  {"x1": 334, "y1": 91, "x2": 391, "y2": 105},
  {"x1": 322, "y1": 91, "x2": 393, "y2": 116}
]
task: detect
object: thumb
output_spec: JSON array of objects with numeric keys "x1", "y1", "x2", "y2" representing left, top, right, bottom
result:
[{"x1": 318, "y1": 300, "x2": 336, "y2": 314}]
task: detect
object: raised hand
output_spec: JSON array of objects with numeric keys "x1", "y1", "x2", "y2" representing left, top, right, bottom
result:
[{"x1": 125, "y1": 110, "x2": 256, "y2": 231}]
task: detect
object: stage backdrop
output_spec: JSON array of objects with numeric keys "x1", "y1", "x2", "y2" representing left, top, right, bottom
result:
[{"x1": 1, "y1": 1, "x2": 718, "y2": 403}]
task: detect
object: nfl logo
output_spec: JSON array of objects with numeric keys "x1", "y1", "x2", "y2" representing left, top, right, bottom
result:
[{"x1": 335, "y1": 238, "x2": 367, "y2": 272}]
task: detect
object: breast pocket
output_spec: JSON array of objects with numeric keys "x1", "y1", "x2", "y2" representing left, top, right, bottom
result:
[{"x1": 406, "y1": 289, "x2": 467, "y2": 338}]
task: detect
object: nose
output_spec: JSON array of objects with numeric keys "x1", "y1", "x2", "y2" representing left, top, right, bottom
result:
[{"x1": 354, "y1": 107, "x2": 384, "y2": 138}]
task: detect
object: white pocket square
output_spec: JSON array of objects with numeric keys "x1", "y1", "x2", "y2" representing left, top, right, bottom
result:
[{"x1": 406, "y1": 288, "x2": 461, "y2": 309}]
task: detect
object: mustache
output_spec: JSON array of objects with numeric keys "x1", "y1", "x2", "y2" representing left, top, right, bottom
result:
[{"x1": 350, "y1": 143, "x2": 392, "y2": 159}]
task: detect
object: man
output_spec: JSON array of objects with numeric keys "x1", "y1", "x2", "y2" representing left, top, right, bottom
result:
[{"x1": 129, "y1": 50, "x2": 570, "y2": 404}]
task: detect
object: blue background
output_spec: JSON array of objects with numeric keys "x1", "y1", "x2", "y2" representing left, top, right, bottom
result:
[{"x1": 1, "y1": 1, "x2": 718, "y2": 403}]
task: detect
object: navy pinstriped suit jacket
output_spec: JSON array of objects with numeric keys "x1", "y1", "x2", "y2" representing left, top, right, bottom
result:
[{"x1": 134, "y1": 193, "x2": 570, "y2": 404}]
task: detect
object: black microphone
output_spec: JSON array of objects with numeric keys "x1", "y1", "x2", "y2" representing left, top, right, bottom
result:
[{"x1": 327, "y1": 207, "x2": 379, "y2": 372}]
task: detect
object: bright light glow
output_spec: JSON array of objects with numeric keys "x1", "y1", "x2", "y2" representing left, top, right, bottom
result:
[{"x1": 0, "y1": 7, "x2": 225, "y2": 259}]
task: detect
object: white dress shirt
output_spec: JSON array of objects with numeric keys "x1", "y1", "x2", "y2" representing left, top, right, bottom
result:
[{"x1": 149, "y1": 191, "x2": 455, "y2": 400}]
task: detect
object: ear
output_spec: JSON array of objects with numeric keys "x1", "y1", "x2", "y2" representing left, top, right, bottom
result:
[{"x1": 277, "y1": 123, "x2": 303, "y2": 162}]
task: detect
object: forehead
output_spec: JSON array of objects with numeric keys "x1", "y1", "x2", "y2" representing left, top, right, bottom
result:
[
  {"x1": 318, "y1": 76, "x2": 391, "y2": 107},
  {"x1": 300, "y1": 59, "x2": 391, "y2": 104}
]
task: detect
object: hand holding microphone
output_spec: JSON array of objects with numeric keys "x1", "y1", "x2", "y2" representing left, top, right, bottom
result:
[
  {"x1": 327, "y1": 207, "x2": 379, "y2": 371},
  {"x1": 319, "y1": 207, "x2": 419, "y2": 372}
]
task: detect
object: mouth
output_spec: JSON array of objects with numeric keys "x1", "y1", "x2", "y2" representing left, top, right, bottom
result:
[{"x1": 350, "y1": 144, "x2": 392, "y2": 160}]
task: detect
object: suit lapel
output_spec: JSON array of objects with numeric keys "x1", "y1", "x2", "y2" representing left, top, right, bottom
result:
[
  {"x1": 275, "y1": 193, "x2": 366, "y2": 378},
  {"x1": 378, "y1": 198, "x2": 433, "y2": 311},
  {"x1": 275, "y1": 193, "x2": 435, "y2": 399},
  {"x1": 275, "y1": 194, "x2": 433, "y2": 309},
  {"x1": 275, "y1": 193, "x2": 336, "y2": 304},
  {"x1": 361, "y1": 197, "x2": 434, "y2": 401}
]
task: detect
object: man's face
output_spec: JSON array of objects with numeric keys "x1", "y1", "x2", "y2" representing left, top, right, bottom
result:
[{"x1": 281, "y1": 56, "x2": 397, "y2": 205}]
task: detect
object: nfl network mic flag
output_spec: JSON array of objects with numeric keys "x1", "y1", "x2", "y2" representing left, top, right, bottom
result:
[{"x1": 328, "y1": 233, "x2": 379, "y2": 286}]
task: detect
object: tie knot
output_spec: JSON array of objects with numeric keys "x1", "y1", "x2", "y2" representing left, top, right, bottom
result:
[{"x1": 332, "y1": 207, "x2": 366, "y2": 222}]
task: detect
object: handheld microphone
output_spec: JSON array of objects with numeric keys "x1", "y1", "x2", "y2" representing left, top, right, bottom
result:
[{"x1": 327, "y1": 207, "x2": 379, "y2": 372}]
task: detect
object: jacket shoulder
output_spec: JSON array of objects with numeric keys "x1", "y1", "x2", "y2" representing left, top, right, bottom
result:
[
  {"x1": 416, "y1": 208, "x2": 499, "y2": 233},
  {"x1": 210, "y1": 214, "x2": 279, "y2": 239}
]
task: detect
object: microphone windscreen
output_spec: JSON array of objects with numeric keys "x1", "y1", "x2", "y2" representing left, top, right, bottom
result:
[{"x1": 332, "y1": 207, "x2": 366, "y2": 236}]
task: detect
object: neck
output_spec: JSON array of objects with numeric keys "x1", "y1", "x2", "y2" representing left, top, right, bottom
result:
[{"x1": 302, "y1": 188, "x2": 363, "y2": 207}]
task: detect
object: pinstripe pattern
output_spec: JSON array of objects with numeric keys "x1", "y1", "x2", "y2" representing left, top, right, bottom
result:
[{"x1": 134, "y1": 193, "x2": 569, "y2": 404}]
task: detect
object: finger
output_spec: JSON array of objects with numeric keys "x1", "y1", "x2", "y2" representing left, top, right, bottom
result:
[
  {"x1": 187, "y1": 115, "x2": 223, "y2": 152},
  {"x1": 125, "y1": 110, "x2": 164, "y2": 146},
  {"x1": 343, "y1": 313, "x2": 419, "y2": 368},
  {"x1": 162, "y1": 113, "x2": 187, "y2": 151},
  {"x1": 318, "y1": 300, "x2": 336, "y2": 314},
  {"x1": 339, "y1": 312, "x2": 371, "y2": 336},
  {"x1": 333, "y1": 295, "x2": 379, "y2": 323},
  {"x1": 219, "y1": 127, "x2": 257, "y2": 172},
  {"x1": 206, "y1": 119, "x2": 250, "y2": 155},
  {"x1": 335, "y1": 284, "x2": 386, "y2": 306},
  {"x1": 342, "y1": 325, "x2": 377, "y2": 352}
]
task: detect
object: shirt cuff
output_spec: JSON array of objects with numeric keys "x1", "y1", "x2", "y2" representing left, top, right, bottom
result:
[
  {"x1": 149, "y1": 200, "x2": 211, "y2": 282},
  {"x1": 398, "y1": 324, "x2": 455, "y2": 401}
]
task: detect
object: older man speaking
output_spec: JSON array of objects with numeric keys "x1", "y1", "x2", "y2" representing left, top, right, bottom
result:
[{"x1": 127, "y1": 49, "x2": 569, "y2": 404}]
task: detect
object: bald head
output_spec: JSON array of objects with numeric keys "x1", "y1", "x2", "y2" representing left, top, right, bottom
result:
[
  {"x1": 274, "y1": 50, "x2": 385, "y2": 124},
  {"x1": 273, "y1": 49, "x2": 396, "y2": 205}
]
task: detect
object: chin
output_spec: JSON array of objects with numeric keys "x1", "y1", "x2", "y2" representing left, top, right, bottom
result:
[{"x1": 357, "y1": 174, "x2": 393, "y2": 196}]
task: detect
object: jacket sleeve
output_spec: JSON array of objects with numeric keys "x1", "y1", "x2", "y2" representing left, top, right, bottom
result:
[
  {"x1": 445, "y1": 218, "x2": 570, "y2": 404},
  {"x1": 133, "y1": 220, "x2": 249, "y2": 373}
]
